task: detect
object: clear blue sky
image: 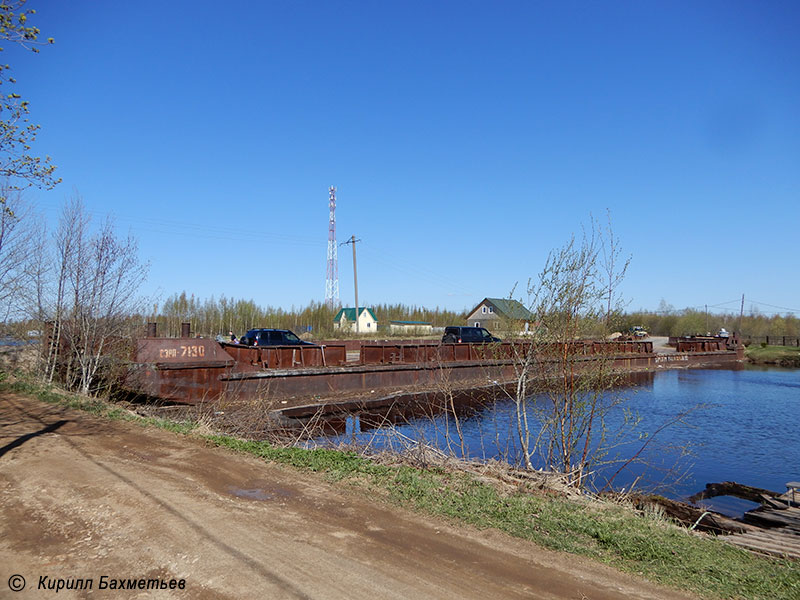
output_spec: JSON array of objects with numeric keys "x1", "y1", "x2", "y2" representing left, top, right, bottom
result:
[{"x1": 15, "y1": 1, "x2": 800, "y2": 317}]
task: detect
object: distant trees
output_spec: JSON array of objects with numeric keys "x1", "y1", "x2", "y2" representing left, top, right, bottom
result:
[
  {"x1": 371, "y1": 303, "x2": 465, "y2": 328},
  {"x1": 152, "y1": 295, "x2": 339, "y2": 338},
  {"x1": 623, "y1": 307, "x2": 798, "y2": 339},
  {"x1": 148, "y1": 297, "x2": 466, "y2": 339}
]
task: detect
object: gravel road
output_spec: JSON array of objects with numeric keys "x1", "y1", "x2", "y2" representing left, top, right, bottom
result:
[{"x1": 0, "y1": 392, "x2": 696, "y2": 599}]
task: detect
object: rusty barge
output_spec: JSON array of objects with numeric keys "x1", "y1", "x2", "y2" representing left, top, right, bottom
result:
[{"x1": 127, "y1": 329, "x2": 743, "y2": 412}]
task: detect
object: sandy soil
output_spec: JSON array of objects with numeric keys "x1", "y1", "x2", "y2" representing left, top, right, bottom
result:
[{"x1": 0, "y1": 392, "x2": 697, "y2": 599}]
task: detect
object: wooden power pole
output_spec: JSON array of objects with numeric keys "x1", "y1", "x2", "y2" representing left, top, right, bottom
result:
[
  {"x1": 341, "y1": 235, "x2": 361, "y2": 333},
  {"x1": 738, "y1": 294, "x2": 745, "y2": 335}
]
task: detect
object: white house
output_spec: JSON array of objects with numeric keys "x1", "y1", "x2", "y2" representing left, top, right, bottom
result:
[{"x1": 333, "y1": 307, "x2": 378, "y2": 333}]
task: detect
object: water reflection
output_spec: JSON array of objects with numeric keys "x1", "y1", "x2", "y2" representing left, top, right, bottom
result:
[{"x1": 310, "y1": 367, "x2": 800, "y2": 516}]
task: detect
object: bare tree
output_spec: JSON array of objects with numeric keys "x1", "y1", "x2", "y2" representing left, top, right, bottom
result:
[
  {"x1": 0, "y1": 184, "x2": 38, "y2": 323},
  {"x1": 73, "y1": 218, "x2": 148, "y2": 394},
  {"x1": 43, "y1": 196, "x2": 87, "y2": 383},
  {"x1": 507, "y1": 219, "x2": 632, "y2": 488},
  {"x1": 42, "y1": 196, "x2": 148, "y2": 394},
  {"x1": 601, "y1": 209, "x2": 631, "y2": 327}
]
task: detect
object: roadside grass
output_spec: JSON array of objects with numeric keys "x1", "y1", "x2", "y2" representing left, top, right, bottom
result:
[
  {"x1": 0, "y1": 371, "x2": 199, "y2": 435},
  {"x1": 745, "y1": 344, "x2": 800, "y2": 367},
  {"x1": 2, "y1": 371, "x2": 798, "y2": 600}
]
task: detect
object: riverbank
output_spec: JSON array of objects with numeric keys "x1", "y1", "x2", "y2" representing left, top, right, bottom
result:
[
  {"x1": 745, "y1": 344, "x2": 800, "y2": 367},
  {"x1": 2, "y1": 370, "x2": 798, "y2": 600}
]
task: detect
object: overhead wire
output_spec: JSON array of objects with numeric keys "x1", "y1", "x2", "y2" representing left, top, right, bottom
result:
[
  {"x1": 36, "y1": 198, "x2": 323, "y2": 248},
  {"x1": 747, "y1": 299, "x2": 800, "y2": 314},
  {"x1": 360, "y1": 240, "x2": 477, "y2": 299},
  {"x1": 32, "y1": 198, "x2": 800, "y2": 314},
  {"x1": 34, "y1": 196, "x2": 480, "y2": 303}
]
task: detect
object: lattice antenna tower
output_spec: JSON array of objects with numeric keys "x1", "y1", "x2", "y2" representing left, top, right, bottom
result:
[{"x1": 325, "y1": 186, "x2": 340, "y2": 308}]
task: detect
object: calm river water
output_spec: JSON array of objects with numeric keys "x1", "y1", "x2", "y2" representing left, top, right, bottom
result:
[{"x1": 314, "y1": 366, "x2": 800, "y2": 516}]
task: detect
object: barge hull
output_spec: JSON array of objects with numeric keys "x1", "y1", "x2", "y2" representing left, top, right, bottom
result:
[{"x1": 128, "y1": 337, "x2": 743, "y2": 406}]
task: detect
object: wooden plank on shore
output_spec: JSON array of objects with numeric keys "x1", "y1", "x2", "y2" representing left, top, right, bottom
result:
[
  {"x1": 745, "y1": 509, "x2": 800, "y2": 529},
  {"x1": 736, "y1": 530, "x2": 800, "y2": 545},
  {"x1": 725, "y1": 538, "x2": 800, "y2": 560},
  {"x1": 725, "y1": 533, "x2": 800, "y2": 560},
  {"x1": 760, "y1": 493, "x2": 790, "y2": 510}
]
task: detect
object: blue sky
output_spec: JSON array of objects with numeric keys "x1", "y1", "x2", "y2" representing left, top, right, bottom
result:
[{"x1": 13, "y1": 1, "x2": 800, "y2": 316}]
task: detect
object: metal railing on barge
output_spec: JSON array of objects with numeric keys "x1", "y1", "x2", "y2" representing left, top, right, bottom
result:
[
  {"x1": 137, "y1": 338, "x2": 656, "y2": 372},
  {"x1": 359, "y1": 340, "x2": 653, "y2": 366},
  {"x1": 221, "y1": 342, "x2": 347, "y2": 370}
]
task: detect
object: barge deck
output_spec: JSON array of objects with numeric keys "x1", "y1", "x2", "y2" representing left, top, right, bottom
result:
[{"x1": 127, "y1": 335, "x2": 743, "y2": 412}]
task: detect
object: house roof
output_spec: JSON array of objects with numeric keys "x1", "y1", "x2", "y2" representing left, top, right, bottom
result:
[
  {"x1": 469, "y1": 297, "x2": 534, "y2": 321},
  {"x1": 334, "y1": 307, "x2": 378, "y2": 322}
]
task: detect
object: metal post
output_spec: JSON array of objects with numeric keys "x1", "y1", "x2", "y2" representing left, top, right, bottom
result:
[
  {"x1": 738, "y1": 294, "x2": 744, "y2": 336},
  {"x1": 351, "y1": 235, "x2": 359, "y2": 334}
]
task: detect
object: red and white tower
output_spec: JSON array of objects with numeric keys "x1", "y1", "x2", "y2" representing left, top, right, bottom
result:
[{"x1": 325, "y1": 186, "x2": 340, "y2": 308}]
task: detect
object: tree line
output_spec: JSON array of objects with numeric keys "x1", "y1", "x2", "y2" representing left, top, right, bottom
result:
[
  {"x1": 622, "y1": 306, "x2": 799, "y2": 339},
  {"x1": 150, "y1": 295, "x2": 467, "y2": 339}
]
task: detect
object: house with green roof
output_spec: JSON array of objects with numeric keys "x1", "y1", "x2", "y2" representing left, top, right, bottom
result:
[
  {"x1": 466, "y1": 298, "x2": 534, "y2": 332},
  {"x1": 333, "y1": 307, "x2": 378, "y2": 334}
]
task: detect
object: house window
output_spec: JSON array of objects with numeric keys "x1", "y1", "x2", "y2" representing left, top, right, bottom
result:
[
  {"x1": 488, "y1": 306, "x2": 493, "y2": 313},
  {"x1": 481, "y1": 306, "x2": 487, "y2": 314},
  {"x1": 474, "y1": 321, "x2": 480, "y2": 327},
  {"x1": 367, "y1": 322, "x2": 371, "y2": 328}
]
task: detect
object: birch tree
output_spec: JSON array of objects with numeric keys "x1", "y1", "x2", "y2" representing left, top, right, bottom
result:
[
  {"x1": 44, "y1": 197, "x2": 148, "y2": 394},
  {"x1": 0, "y1": 185, "x2": 38, "y2": 322},
  {"x1": 510, "y1": 219, "x2": 632, "y2": 489}
]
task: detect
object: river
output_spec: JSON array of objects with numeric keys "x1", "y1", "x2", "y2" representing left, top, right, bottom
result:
[{"x1": 312, "y1": 365, "x2": 800, "y2": 516}]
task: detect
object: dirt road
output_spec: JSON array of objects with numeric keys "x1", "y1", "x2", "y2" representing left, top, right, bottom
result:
[{"x1": 0, "y1": 392, "x2": 696, "y2": 599}]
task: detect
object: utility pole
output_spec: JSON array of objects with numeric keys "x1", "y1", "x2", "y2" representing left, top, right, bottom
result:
[
  {"x1": 739, "y1": 294, "x2": 745, "y2": 335},
  {"x1": 341, "y1": 235, "x2": 361, "y2": 333}
]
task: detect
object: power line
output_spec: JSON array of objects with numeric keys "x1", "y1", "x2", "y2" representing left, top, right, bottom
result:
[
  {"x1": 748, "y1": 299, "x2": 800, "y2": 314},
  {"x1": 362, "y1": 241, "x2": 476, "y2": 298},
  {"x1": 37, "y1": 199, "x2": 322, "y2": 248},
  {"x1": 708, "y1": 299, "x2": 742, "y2": 308}
]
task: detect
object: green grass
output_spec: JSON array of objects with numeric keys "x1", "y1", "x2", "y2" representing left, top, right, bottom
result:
[
  {"x1": 208, "y1": 434, "x2": 799, "y2": 599},
  {"x1": 0, "y1": 371, "x2": 200, "y2": 434},
  {"x1": 2, "y1": 370, "x2": 799, "y2": 600},
  {"x1": 745, "y1": 345, "x2": 800, "y2": 367}
]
